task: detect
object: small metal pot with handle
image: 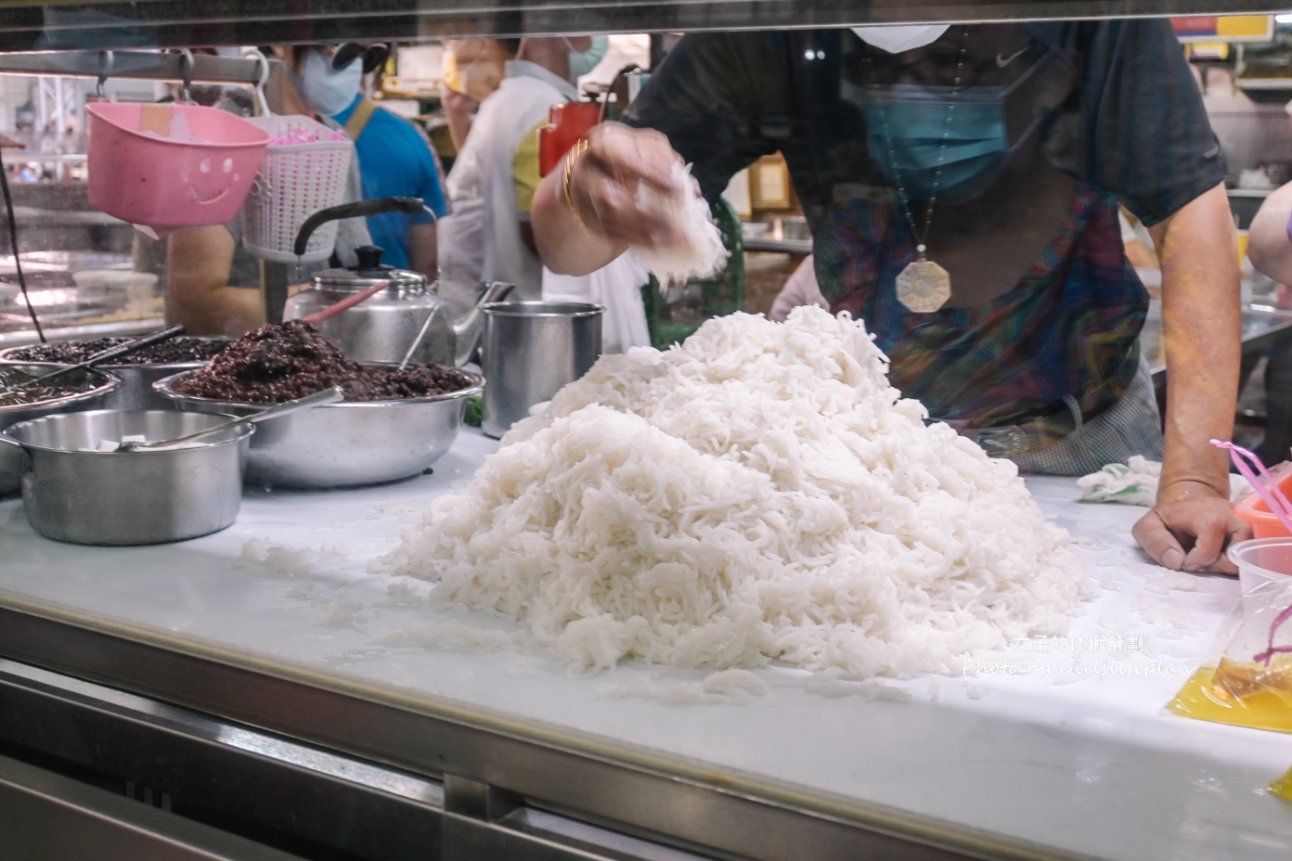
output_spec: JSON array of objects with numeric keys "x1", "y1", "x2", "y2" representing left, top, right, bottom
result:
[{"x1": 1, "y1": 409, "x2": 254, "y2": 545}]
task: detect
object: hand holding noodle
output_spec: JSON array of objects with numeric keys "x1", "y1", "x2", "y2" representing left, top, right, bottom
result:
[{"x1": 534, "y1": 122, "x2": 726, "y2": 281}]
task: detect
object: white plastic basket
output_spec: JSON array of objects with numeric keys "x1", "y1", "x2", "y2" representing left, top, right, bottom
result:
[{"x1": 240, "y1": 114, "x2": 354, "y2": 264}]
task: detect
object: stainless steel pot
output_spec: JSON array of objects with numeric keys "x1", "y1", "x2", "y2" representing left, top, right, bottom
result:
[
  {"x1": 153, "y1": 365, "x2": 483, "y2": 489},
  {"x1": 0, "y1": 409, "x2": 253, "y2": 545},
  {"x1": 480, "y1": 301, "x2": 603, "y2": 439},
  {"x1": 0, "y1": 365, "x2": 122, "y2": 497}
]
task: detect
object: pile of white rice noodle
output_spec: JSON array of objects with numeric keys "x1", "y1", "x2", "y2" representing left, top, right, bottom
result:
[{"x1": 390, "y1": 307, "x2": 1090, "y2": 677}]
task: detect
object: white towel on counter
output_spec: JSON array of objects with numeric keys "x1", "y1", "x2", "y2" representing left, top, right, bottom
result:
[{"x1": 1077, "y1": 455, "x2": 1253, "y2": 507}]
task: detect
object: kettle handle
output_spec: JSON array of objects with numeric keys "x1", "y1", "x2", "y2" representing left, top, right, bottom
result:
[{"x1": 293, "y1": 197, "x2": 427, "y2": 258}]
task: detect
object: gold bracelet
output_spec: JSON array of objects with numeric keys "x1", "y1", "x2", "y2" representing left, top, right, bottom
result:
[{"x1": 562, "y1": 138, "x2": 591, "y2": 230}]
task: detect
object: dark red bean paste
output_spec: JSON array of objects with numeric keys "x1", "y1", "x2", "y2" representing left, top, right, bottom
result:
[{"x1": 171, "y1": 321, "x2": 475, "y2": 404}]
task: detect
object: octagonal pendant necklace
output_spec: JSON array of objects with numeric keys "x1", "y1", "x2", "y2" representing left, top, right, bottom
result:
[
  {"x1": 894, "y1": 254, "x2": 951, "y2": 314},
  {"x1": 874, "y1": 29, "x2": 969, "y2": 313}
]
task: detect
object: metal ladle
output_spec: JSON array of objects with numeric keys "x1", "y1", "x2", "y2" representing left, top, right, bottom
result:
[
  {"x1": 117, "y1": 386, "x2": 344, "y2": 452},
  {"x1": 396, "y1": 311, "x2": 437, "y2": 371}
]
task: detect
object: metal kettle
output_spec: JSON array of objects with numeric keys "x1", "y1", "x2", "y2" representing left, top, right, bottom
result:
[{"x1": 281, "y1": 198, "x2": 514, "y2": 367}]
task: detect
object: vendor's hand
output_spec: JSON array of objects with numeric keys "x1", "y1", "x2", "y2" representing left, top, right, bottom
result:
[
  {"x1": 441, "y1": 87, "x2": 479, "y2": 119},
  {"x1": 565, "y1": 122, "x2": 692, "y2": 250},
  {"x1": 1132, "y1": 480, "x2": 1250, "y2": 574}
]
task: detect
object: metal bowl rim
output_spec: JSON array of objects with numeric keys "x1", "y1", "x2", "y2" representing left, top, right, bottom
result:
[
  {"x1": 0, "y1": 366, "x2": 123, "y2": 415},
  {"x1": 481, "y1": 300, "x2": 605, "y2": 318},
  {"x1": 1, "y1": 408, "x2": 254, "y2": 455},
  {"x1": 0, "y1": 337, "x2": 230, "y2": 370},
  {"x1": 151, "y1": 366, "x2": 484, "y2": 410}
]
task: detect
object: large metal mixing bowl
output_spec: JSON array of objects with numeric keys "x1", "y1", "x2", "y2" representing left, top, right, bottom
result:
[
  {"x1": 0, "y1": 409, "x2": 253, "y2": 545},
  {"x1": 0, "y1": 365, "x2": 122, "y2": 497},
  {"x1": 0, "y1": 337, "x2": 230, "y2": 412},
  {"x1": 152, "y1": 366, "x2": 483, "y2": 489}
]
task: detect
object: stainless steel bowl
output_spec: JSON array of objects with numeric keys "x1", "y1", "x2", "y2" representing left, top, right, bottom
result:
[
  {"x1": 152, "y1": 365, "x2": 483, "y2": 489},
  {"x1": 0, "y1": 409, "x2": 253, "y2": 545},
  {"x1": 0, "y1": 365, "x2": 122, "y2": 497},
  {"x1": 0, "y1": 337, "x2": 229, "y2": 412}
]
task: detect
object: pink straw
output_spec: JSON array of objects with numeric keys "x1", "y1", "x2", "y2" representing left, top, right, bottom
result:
[
  {"x1": 1211, "y1": 439, "x2": 1292, "y2": 536},
  {"x1": 1252, "y1": 601, "x2": 1292, "y2": 666},
  {"x1": 1213, "y1": 439, "x2": 1292, "y2": 667}
]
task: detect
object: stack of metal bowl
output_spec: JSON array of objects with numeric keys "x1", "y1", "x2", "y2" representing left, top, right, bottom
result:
[
  {"x1": 0, "y1": 335, "x2": 230, "y2": 412},
  {"x1": 153, "y1": 364, "x2": 484, "y2": 489},
  {"x1": 0, "y1": 364, "x2": 122, "y2": 496}
]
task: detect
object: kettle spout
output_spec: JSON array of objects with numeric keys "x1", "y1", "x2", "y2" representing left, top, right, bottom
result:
[{"x1": 452, "y1": 281, "x2": 515, "y2": 366}]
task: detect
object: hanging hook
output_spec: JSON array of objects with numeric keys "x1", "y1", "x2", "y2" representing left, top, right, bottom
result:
[
  {"x1": 176, "y1": 48, "x2": 194, "y2": 102},
  {"x1": 249, "y1": 48, "x2": 271, "y2": 117},
  {"x1": 95, "y1": 50, "x2": 114, "y2": 101}
]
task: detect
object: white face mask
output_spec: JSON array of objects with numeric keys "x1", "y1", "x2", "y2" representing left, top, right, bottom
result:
[
  {"x1": 850, "y1": 25, "x2": 950, "y2": 54},
  {"x1": 566, "y1": 35, "x2": 609, "y2": 80},
  {"x1": 298, "y1": 48, "x2": 362, "y2": 117}
]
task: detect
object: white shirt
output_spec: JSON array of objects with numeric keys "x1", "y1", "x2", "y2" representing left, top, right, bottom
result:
[{"x1": 436, "y1": 60, "x2": 577, "y2": 316}]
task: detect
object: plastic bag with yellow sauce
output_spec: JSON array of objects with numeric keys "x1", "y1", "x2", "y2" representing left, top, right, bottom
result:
[
  {"x1": 1168, "y1": 576, "x2": 1292, "y2": 732},
  {"x1": 1271, "y1": 766, "x2": 1292, "y2": 804},
  {"x1": 1168, "y1": 578, "x2": 1292, "y2": 802}
]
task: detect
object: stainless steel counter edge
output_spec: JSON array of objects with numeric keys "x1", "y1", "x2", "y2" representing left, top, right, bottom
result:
[{"x1": 0, "y1": 598, "x2": 1089, "y2": 861}]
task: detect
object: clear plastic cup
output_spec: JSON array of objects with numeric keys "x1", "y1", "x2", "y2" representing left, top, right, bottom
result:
[{"x1": 1228, "y1": 537, "x2": 1292, "y2": 597}]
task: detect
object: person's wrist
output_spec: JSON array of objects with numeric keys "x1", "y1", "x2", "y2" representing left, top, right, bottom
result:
[
  {"x1": 562, "y1": 138, "x2": 591, "y2": 231},
  {"x1": 1157, "y1": 475, "x2": 1228, "y2": 502}
]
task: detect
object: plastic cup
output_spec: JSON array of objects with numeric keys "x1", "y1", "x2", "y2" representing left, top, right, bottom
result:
[{"x1": 1229, "y1": 537, "x2": 1292, "y2": 601}]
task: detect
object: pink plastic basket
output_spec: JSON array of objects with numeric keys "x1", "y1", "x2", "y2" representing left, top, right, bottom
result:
[
  {"x1": 240, "y1": 114, "x2": 354, "y2": 263},
  {"x1": 87, "y1": 102, "x2": 269, "y2": 236}
]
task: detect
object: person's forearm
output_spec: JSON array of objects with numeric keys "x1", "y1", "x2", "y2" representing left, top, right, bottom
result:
[
  {"x1": 1248, "y1": 182, "x2": 1292, "y2": 285},
  {"x1": 446, "y1": 112, "x2": 472, "y2": 153},
  {"x1": 532, "y1": 152, "x2": 626, "y2": 276},
  {"x1": 166, "y1": 284, "x2": 266, "y2": 338},
  {"x1": 166, "y1": 226, "x2": 265, "y2": 337},
  {"x1": 1152, "y1": 184, "x2": 1241, "y2": 498},
  {"x1": 408, "y1": 223, "x2": 438, "y2": 280}
]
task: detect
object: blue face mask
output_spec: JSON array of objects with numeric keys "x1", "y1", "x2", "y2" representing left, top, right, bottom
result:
[
  {"x1": 863, "y1": 56, "x2": 1045, "y2": 204},
  {"x1": 297, "y1": 48, "x2": 362, "y2": 117},
  {"x1": 566, "y1": 35, "x2": 609, "y2": 80}
]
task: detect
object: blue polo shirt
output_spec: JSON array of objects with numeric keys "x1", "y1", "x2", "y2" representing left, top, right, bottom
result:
[{"x1": 333, "y1": 95, "x2": 450, "y2": 270}]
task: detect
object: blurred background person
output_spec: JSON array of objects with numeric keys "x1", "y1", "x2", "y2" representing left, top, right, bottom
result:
[
  {"x1": 288, "y1": 42, "x2": 449, "y2": 278},
  {"x1": 768, "y1": 255, "x2": 828, "y2": 322},
  {"x1": 440, "y1": 38, "x2": 511, "y2": 153},
  {"x1": 1238, "y1": 181, "x2": 1292, "y2": 466},
  {"x1": 166, "y1": 47, "x2": 371, "y2": 336},
  {"x1": 435, "y1": 35, "x2": 604, "y2": 314}
]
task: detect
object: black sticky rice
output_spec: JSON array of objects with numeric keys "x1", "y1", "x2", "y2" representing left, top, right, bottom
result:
[{"x1": 171, "y1": 320, "x2": 475, "y2": 404}]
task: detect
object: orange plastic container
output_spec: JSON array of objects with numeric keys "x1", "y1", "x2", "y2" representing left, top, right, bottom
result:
[
  {"x1": 1235, "y1": 469, "x2": 1292, "y2": 539},
  {"x1": 88, "y1": 102, "x2": 268, "y2": 237}
]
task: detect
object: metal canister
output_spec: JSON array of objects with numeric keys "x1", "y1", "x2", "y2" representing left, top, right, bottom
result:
[{"x1": 480, "y1": 301, "x2": 603, "y2": 439}]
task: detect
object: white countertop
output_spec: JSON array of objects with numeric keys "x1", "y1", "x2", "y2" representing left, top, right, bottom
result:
[{"x1": 0, "y1": 430, "x2": 1290, "y2": 860}]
